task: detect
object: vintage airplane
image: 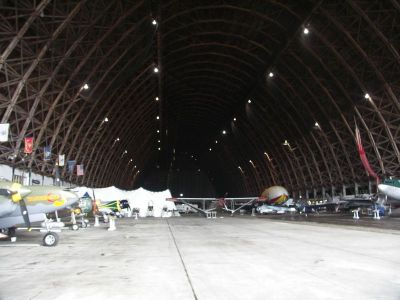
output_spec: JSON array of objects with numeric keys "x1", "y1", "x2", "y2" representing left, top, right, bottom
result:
[
  {"x1": 378, "y1": 178, "x2": 400, "y2": 207},
  {"x1": 168, "y1": 186, "x2": 291, "y2": 217},
  {"x1": 167, "y1": 197, "x2": 220, "y2": 216},
  {"x1": 257, "y1": 198, "x2": 297, "y2": 214},
  {"x1": 0, "y1": 181, "x2": 79, "y2": 246}
]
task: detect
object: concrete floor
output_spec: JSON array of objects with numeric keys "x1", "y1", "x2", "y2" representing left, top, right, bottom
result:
[{"x1": 0, "y1": 216, "x2": 399, "y2": 300}]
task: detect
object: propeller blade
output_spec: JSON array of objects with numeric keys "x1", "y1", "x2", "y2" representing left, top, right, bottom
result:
[{"x1": 19, "y1": 199, "x2": 31, "y2": 230}]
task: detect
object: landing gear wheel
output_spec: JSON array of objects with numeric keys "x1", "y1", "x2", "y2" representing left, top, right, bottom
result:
[
  {"x1": 43, "y1": 232, "x2": 59, "y2": 247},
  {"x1": 71, "y1": 224, "x2": 79, "y2": 231}
]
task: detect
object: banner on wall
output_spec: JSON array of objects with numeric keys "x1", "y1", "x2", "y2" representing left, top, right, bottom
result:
[
  {"x1": 67, "y1": 160, "x2": 76, "y2": 173},
  {"x1": 77, "y1": 164, "x2": 84, "y2": 176},
  {"x1": 0, "y1": 123, "x2": 10, "y2": 142},
  {"x1": 58, "y1": 154, "x2": 65, "y2": 166},
  {"x1": 24, "y1": 137, "x2": 33, "y2": 154},
  {"x1": 355, "y1": 124, "x2": 380, "y2": 184},
  {"x1": 44, "y1": 146, "x2": 51, "y2": 161}
]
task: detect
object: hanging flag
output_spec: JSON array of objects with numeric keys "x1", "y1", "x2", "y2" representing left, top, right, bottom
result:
[
  {"x1": 67, "y1": 160, "x2": 76, "y2": 173},
  {"x1": 355, "y1": 124, "x2": 380, "y2": 184},
  {"x1": 43, "y1": 145, "x2": 51, "y2": 161},
  {"x1": 77, "y1": 164, "x2": 84, "y2": 176},
  {"x1": 24, "y1": 137, "x2": 34, "y2": 154},
  {"x1": 0, "y1": 123, "x2": 10, "y2": 142},
  {"x1": 58, "y1": 154, "x2": 65, "y2": 166}
]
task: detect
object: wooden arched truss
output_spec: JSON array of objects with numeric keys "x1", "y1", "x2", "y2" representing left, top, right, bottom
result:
[{"x1": 0, "y1": 1, "x2": 399, "y2": 197}]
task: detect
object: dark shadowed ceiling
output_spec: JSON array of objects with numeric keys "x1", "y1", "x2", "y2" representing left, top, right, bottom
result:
[{"x1": 1, "y1": 0, "x2": 400, "y2": 197}]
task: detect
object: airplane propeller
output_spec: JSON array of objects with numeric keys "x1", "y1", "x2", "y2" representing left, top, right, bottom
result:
[
  {"x1": 17, "y1": 197, "x2": 31, "y2": 229},
  {"x1": 8, "y1": 184, "x2": 32, "y2": 230}
]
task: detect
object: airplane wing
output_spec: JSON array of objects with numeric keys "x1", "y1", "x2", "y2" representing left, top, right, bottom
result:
[
  {"x1": 221, "y1": 197, "x2": 262, "y2": 215},
  {"x1": 167, "y1": 198, "x2": 217, "y2": 215},
  {"x1": 168, "y1": 196, "x2": 263, "y2": 216}
]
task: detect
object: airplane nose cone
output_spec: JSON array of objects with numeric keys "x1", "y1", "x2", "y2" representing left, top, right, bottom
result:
[{"x1": 377, "y1": 184, "x2": 387, "y2": 193}]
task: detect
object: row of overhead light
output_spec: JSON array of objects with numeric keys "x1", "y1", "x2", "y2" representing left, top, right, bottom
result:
[
  {"x1": 152, "y1": 18, "x2": 162, "y2": 153},
  {"x1": 80, "y1": 82, "x2": 140, "y2": 173},
  {"x1": 207, "y1": 25, "x2": 372, "y2": 176},
  {"x1": 211, "y1": 26, "x2": 312, "y2": 173}
]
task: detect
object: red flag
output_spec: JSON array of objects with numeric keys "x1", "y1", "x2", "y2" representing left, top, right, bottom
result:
[
  {"x1": 355, "y1": 125, "x2": 380, "y2": 184},
  {"x1": 76, "y1": 164, "x2": 84, "y2": 176},
  {"x1": 24, "y1": 137, "x2": 33, "y2": 154}
]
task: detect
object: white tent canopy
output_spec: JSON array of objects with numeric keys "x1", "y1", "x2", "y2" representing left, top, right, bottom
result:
[
  {"x1": 72, "y1": 185, "x2": 177, "y2": 218},
  {"x1": 124, "y1": 187, "x2": 174, "y2": 217},
  {"x1": 92, "y1": 186, "x2": 127, "y2": 202}
]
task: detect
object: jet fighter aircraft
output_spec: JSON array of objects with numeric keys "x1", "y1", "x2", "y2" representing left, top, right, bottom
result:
[{"x1": 0, "y1": 181, "x2": 79, "y2": 246}]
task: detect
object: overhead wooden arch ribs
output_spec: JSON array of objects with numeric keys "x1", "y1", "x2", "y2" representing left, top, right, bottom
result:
[{"x1": 0, "y1": 0, "x2": 399, "y2": 194}]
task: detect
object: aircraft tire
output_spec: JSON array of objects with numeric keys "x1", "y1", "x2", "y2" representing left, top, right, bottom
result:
[
  {"x1": 71, "y1": 224, "x2": 79, "y2": 231},
  {"x1": 43, "y1": 232, "x2": 59, "y2": 247}
]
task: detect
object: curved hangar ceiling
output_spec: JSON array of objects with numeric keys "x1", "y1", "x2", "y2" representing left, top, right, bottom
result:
[{"x1": 0, "y1": 0, "x2": 399, "y2": 196}]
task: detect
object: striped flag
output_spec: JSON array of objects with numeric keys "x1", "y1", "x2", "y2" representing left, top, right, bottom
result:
[
  {"x1": 77, "y1": 164, "x2": 84, "y2": 176},
  {"x1": 0, "y1": 123, "x2": 9, "y2": 142}
]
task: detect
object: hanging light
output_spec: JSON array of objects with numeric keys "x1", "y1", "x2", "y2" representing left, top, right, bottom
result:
[
  {"x1": 303, "y1": 27, "x2": 309, "y2": 35},
  {"x1": 153, "y1": 67, "x2": 159, "y2": 73},
  {"x1": 152, "y1": 19, "x2": 157, "y2": 26},
  {"x1": 268, "y1": 72, "x2": 274, "y2": 78}
]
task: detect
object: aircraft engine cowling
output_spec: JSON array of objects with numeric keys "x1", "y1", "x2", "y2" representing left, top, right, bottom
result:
[{"x1": 261, "y1": 186, "x2": 289, "y2": 205}]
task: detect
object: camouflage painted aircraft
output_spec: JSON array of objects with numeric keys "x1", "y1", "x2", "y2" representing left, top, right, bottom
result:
[{"x1": 0, "y1": 181, "x2": 79, "y2": 246}]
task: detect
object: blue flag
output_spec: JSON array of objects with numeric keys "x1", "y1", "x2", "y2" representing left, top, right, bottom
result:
[
  {"x1": 67, "y1": 160, "x2": 76, "y2": 173},
  {"x1": 44, "y1": 145, "x2": 51, "y2": 161}
]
